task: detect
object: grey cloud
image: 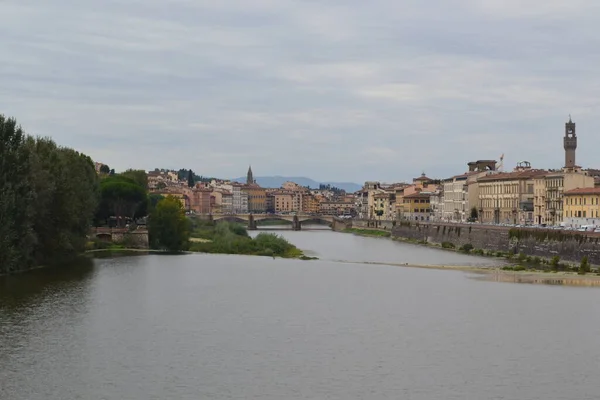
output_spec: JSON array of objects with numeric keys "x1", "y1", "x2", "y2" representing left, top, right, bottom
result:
[{"x1": 1, "y1": 0, "x2": 600, "y2": 183}]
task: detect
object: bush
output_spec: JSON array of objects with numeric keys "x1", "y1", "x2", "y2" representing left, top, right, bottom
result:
[
  {"x1": 441, "y1": 242, "x2": 455, "y2": 249},
  {"x1": 578, "y1": 256, "x2": 590, "y2": 275},
  {"x1": 550, "y1": 255, "x2": 560, "y2": 271},
  {"x1": 518, "y1": 252, "x2": 527, "y2": 262},
  {"x1": 531, "y1": 256, "x2": 542, "y2": 265},
  {"x1": 459, "y1": 243, "x2": 474, "y2": 253}
]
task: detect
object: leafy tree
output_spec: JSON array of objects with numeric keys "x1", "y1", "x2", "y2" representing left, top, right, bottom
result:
[
  {"x1": 187, "y1": 169, "x2": 195, "y2": 188},
  {"x1": 156, "y1": 181, "x2": 167, "y2": 190},
  {"x1": 109, "y1": 169, "x2": 115, "y2": 176},
  {"x1": 148, "y1": 193, "x2": 165, "y2": 212},
  {"x1": 99, "y1": 164, "x2": 110, "y2": 174},
  {"x1": 0, "y1": 115, "x2": 35, "y2": 273},
  {"x1": 0, "y1": 114, "x2": 100, "y2": 273},
  {"x1": 121, "y1": 169, "x2": 148, "y2": 191},
  {"x1": 578, "y1": 256, "x2": 590, "y2": 275},
  {"x1": 470, "y1": 207, "x2": 478, "y2": 220},
  {"x1": 149, "y1": 195, "x2": 190, "y2": 252},
  {"x1": 99, "y1": 175, "x2": 146, "y2": 227}
]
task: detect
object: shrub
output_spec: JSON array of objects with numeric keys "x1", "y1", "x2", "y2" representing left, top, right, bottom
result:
[
  {"x1": 441, "y1": 241, "x2": 455, "y2": 249},
  {"x1": 531, "y1": 256, "x2": 541, "y2": 265},
  {"x1": 518, "y1": 252, "x2": 527, "y2": 262},
  {"x1": 459, "y1": 243, "x2": 474, "y2": 253},
  {"x1": 578, "y1": 256, "x2": 590, "y2": 275},
  {"x1": 472, "y1": 248, "x2": 485, "y2": 255},
  {"x1": 550, "y1": 255, "x2": 560, "y2": 271}
]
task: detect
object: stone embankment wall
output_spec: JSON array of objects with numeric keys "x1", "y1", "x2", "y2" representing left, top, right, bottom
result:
[
  {"x1": 352, "y1": 219, "x2": 395, "y2": 230},
  {"x1": 391, "y1": 222, "x2": 600, "y2": 265},
  {"x1": 92, "y1": 228, "x2": 149, "y2": 249}
]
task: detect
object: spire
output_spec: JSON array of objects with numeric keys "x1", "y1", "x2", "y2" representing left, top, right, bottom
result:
[{"x1": 246, "y1": 165, "x2": 254, "y2": 185}]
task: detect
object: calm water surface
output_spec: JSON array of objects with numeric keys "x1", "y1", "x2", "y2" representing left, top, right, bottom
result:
[{"x1": 1, "y1": 229, "x2": 599, "y2": 400}]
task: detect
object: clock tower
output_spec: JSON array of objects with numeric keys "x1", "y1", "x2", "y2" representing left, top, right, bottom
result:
[{"x1": 564, "y1": 116, "x2": 577, "y2": 170}]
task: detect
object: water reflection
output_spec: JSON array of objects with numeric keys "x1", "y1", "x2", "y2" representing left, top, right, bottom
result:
[{"x1": 0, "y1": 257, "x2": 95, "y2": 310}]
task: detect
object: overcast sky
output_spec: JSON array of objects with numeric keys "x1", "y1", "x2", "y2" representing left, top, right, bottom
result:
[{"x1": 2, "y1": 0, "x2": 600, "y2": 183}]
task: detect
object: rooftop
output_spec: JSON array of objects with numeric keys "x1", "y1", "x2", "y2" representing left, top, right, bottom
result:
[
  {"x1": 564, "y1": 187, "x2": 600, "y2": 195},
  {"x1": 477, "y1": 169, "x2": 547, "y2": 182}
]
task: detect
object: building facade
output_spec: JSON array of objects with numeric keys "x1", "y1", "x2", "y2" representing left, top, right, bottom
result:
[
  {"x1": 563, "y1": 187, "x2": 600, "y2": 228},
  {"x1": 403, "y1": 192, "x2": 432, "y2": 221},
  {"x1": 442, "y1": 174, "x2": 468, "y2": 222},
  {"x1": 477, "y1": 165, "x2": 545, "y2": 224},
  {"x1": 243, "y1": 185, "x2": 267, "y2": 213}
]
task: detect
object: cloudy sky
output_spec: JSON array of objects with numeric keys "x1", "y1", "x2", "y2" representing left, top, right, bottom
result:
[{"x1": 2, "y1": 0, "x2": 600, "y2": 183}]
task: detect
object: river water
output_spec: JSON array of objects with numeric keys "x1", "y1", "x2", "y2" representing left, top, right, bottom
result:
[{"x1": 1, "y1": 229, "x2": 599, "y2": 400}]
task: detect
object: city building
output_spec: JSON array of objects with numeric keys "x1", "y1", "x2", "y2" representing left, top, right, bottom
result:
[
  {"x1": 533, "y1": 171, "x2": 594, "y2": 225},
  {"x1": 319, "y1": 200, "x2": 355, "y2": 216},
  {"x1": 563, "y1": 187, "x2": 600, "y2": 228},
  {"x1": 273, "y1": 192, "x2": 294, "y2": 213},
  {"x1": 477, "y1": 162, "x2": 545, "y2": 224},
  {"x1": 403, "y1": 192, "x2": 432, "y2": 221},
  {"x1": 302, "y1": 194, "x2": 320, "y2": 214},
  {"x1": 442, "y1": 173, "x2": 469, "y2": 222},
  {"x1": 243, "y1": 185, "x2": 267, "y2": 213},
  {"x1": 373, "y1": 192, "x2": 395, "y2": 221}
]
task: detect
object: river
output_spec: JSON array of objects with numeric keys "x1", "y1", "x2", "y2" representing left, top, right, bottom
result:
[{"x1": 1, "y1": 228, "x2": 599, "y2": 400}]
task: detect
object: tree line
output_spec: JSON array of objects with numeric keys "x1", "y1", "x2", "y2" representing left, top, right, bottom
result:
[
  {"x1": 0, "y1": 115, "x2": 100, "y2": 274},
  {"x1": 1, "y1": 114, "x2": 192, "y2": 275}
]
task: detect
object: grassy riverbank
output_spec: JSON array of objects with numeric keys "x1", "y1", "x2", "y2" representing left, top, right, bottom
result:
[
  {"x1": 343, "y1": 227, "x2": 391, "y2": 237},
  {"x1": 188, "y1": 220, "x2": 306, "y2": 258}
]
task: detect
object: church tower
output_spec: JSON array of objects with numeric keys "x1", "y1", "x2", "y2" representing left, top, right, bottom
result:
[
  {"x1": 246, "y1": 165, "x2": 254, "y2": 185},
  {"x1": 564, "y1": 116, "x2": 577, "y2": 169}
]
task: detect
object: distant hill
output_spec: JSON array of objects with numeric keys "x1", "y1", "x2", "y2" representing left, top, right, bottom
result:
[{"x1": 231, "y1": 176, "x2": 361, "y2": 192}]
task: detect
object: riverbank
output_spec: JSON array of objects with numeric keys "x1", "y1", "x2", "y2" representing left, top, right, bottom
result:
[{"x1": 343, "y1": 260, "x2": 600, "y2": 287}]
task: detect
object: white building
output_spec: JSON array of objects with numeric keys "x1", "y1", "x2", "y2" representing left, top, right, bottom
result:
[{"x1": 442, "y1": 173, "x2": 469, "y2": 222}]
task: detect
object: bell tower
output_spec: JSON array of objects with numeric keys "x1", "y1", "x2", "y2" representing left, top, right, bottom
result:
[
  {"x1": 246, "y1": 165, "x2": 254, "y2": 185},
  {"x1": 564, "y1": 115, "x2": 577, "y2": 169}
]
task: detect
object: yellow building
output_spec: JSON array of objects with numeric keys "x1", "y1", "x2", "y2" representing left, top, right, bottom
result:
[
  {"x1": 563, "y1": 187, "x2": 600, "y2": 228},
  {"x1": 477, "y1": 167, "x2": 546, "y2": 224},
  {"x1": 373, "y1": 192, "x2": 395, "y2": 221},
  {"x1": 302, "y1": 194, "x2": 320, "y2": 214},
  {"x1": 242, "y1": 184, "x2": 267, "y2": 213},
  {"x1": 533, "y1": 172, "x2": 595, "y2": 225},
  {"x1": 273, "y1": 192, "x2": 294, "y2": 213},
  {"x1": 403, "y1": 192, "x2": 431, "y2": 221}
]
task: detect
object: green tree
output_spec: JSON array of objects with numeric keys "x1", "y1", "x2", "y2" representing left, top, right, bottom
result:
[
  {"x1": 1, "y1": 115, "x2": 100, "y2": 273},
  {"x1": 187, "y1": 169, "x2": 195, "y2": 188},
  {"x1": 99, "y1": 164, "x2": 110, "y2": 174},
  {"x1": 0, "y1": 115, "x2": 35, "y2": 273},
  {"x1": 578, "y1": 256, "x2": 590, "y2": 275},
  {"x1": 149, "y1": 196, "x2": 190, "y2": 252},
  {"x1": 470, "y1": 207, "x2": 478, "y2": 220},
  {"x1": 148, "y1": 193, "x2": 165, "y2": 212},
  {"x1": 27, "y1": 137, "x2": 99, "y2": 263},
  {"x1": 99, "y1": 175, "x2": 147, "y2": 227},
  {"x1": 121, "y1": 169, "x2": 148, "y2": 191}
]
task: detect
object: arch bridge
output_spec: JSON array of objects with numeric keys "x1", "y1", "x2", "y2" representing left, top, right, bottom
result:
[{"x1": 210, "y1": 214, "x2": 350, "y2": 231}]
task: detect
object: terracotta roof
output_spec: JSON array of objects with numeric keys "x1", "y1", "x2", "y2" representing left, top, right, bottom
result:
[
  {"x1": 564, "y1": 187, "x2": 600, "y2": 195},
  {"x1": 477, "y1": 169, "x2": 547, "y2": 182}
]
